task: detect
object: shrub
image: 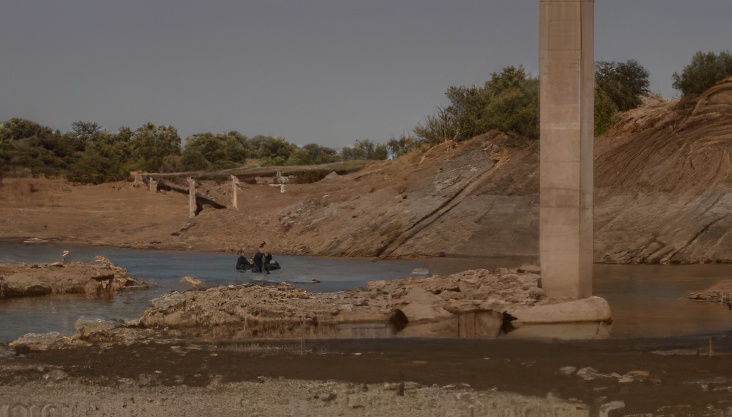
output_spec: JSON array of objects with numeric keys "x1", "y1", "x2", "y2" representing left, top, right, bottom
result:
[{"x1": 672, "y1": 50, "x2": 732, "y2": 96}]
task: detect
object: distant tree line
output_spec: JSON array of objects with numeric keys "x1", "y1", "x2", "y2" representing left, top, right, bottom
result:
[
  {"x1": 0, "y1": 119, "x2": 346, "y2": 183},
  {"x1": 3, "y1": 50, "x2": 728, "y2": 184}
]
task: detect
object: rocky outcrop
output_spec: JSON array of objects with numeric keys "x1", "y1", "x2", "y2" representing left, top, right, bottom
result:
[
  {"x1": 10, "y1": 267, "x2": 614, "y2": 348},
  {"x1": 0, "y1": 258, "x2": 145, "y2": 299},
  {"x1": 126, "y1": 268, "x2": 561, "y2": 341},
  {"x1": 688, "y1": 279, "x2": 732, "y2": 310}
]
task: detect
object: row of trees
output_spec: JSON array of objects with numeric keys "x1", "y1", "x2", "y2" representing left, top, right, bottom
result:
[
  {"x1": 414, "y1": 49, "x2": 732, "y2": 146},
  {"x1": 0, "y1": 119, "x2": 351, "y2": 183},
  {"x1": 3, "y1": 50, "x2": 728, "y2": 184},
  {"x1": 0, "y1": 120, "x2": 183, "y2": 183},
  {"x1": 413, "y1": 60, "x2": 650, "y2": 144}
]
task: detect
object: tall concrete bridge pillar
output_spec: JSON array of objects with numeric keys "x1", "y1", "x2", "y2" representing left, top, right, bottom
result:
[{"x1": 539, "y1": 0, "x2": 594, "y2": 298}]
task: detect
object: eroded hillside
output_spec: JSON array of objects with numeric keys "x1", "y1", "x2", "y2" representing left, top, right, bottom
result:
[
  {"x1": 594, "y1": 79, "x2": 732, "y2": 263},
  {"x1": 1, "y1": 80, "x2": 731, "y2": 264}
]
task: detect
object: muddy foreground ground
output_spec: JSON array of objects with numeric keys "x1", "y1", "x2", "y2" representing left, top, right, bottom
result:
[{"x1": 2, "y1": 334, "x2": 732, "y2": 416}]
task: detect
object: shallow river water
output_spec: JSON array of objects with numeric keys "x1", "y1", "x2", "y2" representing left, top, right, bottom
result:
[{"x1": 1, "y1": 242, "x2": 731, "y2": 342}]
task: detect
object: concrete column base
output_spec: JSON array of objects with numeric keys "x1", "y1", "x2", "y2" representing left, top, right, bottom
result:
[{"x1": 506, "y1": 296, "x2": 612, "y2": 339}]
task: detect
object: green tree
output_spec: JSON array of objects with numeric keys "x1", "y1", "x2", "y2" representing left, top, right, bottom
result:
[
  {"x1": 129, "y1": 123, "x2": 181, "y2": 172},
  {"x1": 341, "y1": 139, "x2": 388, "y2": 160},
  {"x1": 672, "y1": 50, "x2": 732, "y2": 96},
  {"x1": 442, "y1": 85, "x2": 492, "y2": 140},
  {"x1": 594, "y1": 86, "x2": 618, "y2": 136},
  {"x1": 0, "y1": 118, "x2": 76, "y2": 177},
  {"x1": 412, "y1": 107, "x2": 460, "y2": 144},
  {"x1": 184, "y1": 133, "x2": 225, "y2": 168},
  {"x1": 414, "y1": 65, "x2": 539, "y2": 144},
  {"x1": 181, "y1": 131, "x2": 248, "y2": 170},
  {"x1": 595, "y1": 60, "x2": 650, "y2": 112},
  {"x1": 3, "y1": 118, "x2": 51, "y2": 140},
  {"x1": 66, "y1": 126, "x2": 136, "y2": 183},
  {"x1": 244, "y1": 135, "x2": 297, "y2": 165},
  {"x1": 483, "y1": 73, "x2": 539, "y2": 139},
  {"x1": 160, "y1": 154, "x2": 182, "y2": 172},
  {"x1": 0, "y1": 123, "x2": 11, "y2": 143},
  {"x1": 387, "y1": 134, "x2": 420, "y2": 158},
  {"x1": 287, "y1": 143, "x2": 339, "y2": 165},
  {"x1": 66, "y1": 149, "x2": 114, "y2": 184},
  {"x1": 180, "y1": 150, "x2": 211, "y2": 171},
  {"x1": 71, "y1": 121, "x2": 102, "y2": 140},
  {"x1": 220, "y1": 131, "x2": 249, "y2": 164}
]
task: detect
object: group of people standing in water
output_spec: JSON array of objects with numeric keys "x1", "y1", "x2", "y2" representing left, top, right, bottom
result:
[{"x1": 236, "y1": 241, "x2": 278, "y2": 274}]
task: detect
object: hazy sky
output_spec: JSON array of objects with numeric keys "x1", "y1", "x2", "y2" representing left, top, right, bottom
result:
[{"x1": 2, "y1": 1, "x2": 730, "y2": 149}]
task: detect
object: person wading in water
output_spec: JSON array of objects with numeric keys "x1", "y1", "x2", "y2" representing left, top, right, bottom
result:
[{"x1": 252, "y1": 241, "x2": 267, "y2": 273}]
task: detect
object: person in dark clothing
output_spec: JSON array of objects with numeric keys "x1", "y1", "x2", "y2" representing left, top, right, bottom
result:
[
  {"x1": 263, "y1": 252, "x2": 273, "y2": 274},
  {"x1": 252, "y1": 251, "x2": 264, "y2": 273},
  {"x1": 235, "y1": 249, "x2": 252, "y2": 271},
  {"x1": 252, "y1": 241, "x2": 267, "y2": 273},
  {"x1": 236, "y1": 255, "x2": 251, "y2": 271}
]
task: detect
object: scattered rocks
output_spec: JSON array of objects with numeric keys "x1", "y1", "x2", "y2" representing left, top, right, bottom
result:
[
  {"x1": 572, "y1": 366, "x2": 649, "y2": 383},
  {"x1": 0, "y1": 379, "x2": 590, "y2": 417}
]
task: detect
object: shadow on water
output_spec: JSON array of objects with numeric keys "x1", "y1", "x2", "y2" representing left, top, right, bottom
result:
[{"x1": 1, "y1": 242, "x2": 731, "y2": 342}]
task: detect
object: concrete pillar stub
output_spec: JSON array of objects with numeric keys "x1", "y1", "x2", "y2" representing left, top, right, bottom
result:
[
  {"x1": 231, "y1": 175, "x2": 240, "y2": 209},
  {"x1": 187, "y1": 177, "x2": 196, "y2": 218},
  {"x1": 131, "y1": 171, "x2": 143, "y2": 187},
  {"x1": 539, "y1": 0, "x2": 594, "y2": 299}
]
